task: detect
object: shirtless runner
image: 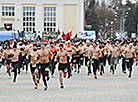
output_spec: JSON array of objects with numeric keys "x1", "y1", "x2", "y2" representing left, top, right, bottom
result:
[
  {"x1": 38, "y1": 43, "x2": 53, "y2": 91},
  {"x1": 56, "y1": 44, "x2": 71, "y2": 89},
  {"x1": 29, "y1": 44, "x2": 40, "y2": 89}
]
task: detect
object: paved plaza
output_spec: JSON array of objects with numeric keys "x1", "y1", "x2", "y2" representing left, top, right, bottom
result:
[{"x1": 0, "y1": 63, "x2": 138, "y2": 102}]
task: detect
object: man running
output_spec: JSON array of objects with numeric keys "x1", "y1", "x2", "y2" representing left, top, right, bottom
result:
[
  {"x1": 29, "y1": 44, "x2": 40, "y2": 89},
  {"x1": 90, "y1": 43, "x2": 100, "y2": 79},
  {"x1": 56, "y1": 44, "x2": 71, "y2": 89},
  {"x1": 109, "y1": 42, "x2": 119, "y2": 75},
  {"x1": 84, "y1": 40, "x2": 91, "y2": 76},
  {"x1": 38, "y1": 43, "x2": 53, "y2": 90},
  {"x1": 123, "y1": 43, "x2": 135, "y2": 78},
  {"x1": 10, "y1": 45, "x2": 21, "y2": 82},
  {"x1": 48, "y1": 42, "x2": 57, "y2": 78},
  {"x1": 4, "y1": 44, "x2": 12, "y2": 78}
]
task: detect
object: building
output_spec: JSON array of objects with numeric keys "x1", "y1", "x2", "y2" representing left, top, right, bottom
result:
[
  {"x1": 0, "y1": 0, "x2": 84, "y2": 36},
  {"x1": 84, "y1": 0, "x2": 113, "y2": 8}
]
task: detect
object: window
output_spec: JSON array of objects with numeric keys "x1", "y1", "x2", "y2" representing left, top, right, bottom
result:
[
  {"x1": 44, "y1": 7, "x2": 56, "y2": 32},
  {"x1": 23, "y1": 7, "x2": 35, "y2": 33},
  {"x1": 2, "y1": 6, "x2": 15, "y2": 16}
]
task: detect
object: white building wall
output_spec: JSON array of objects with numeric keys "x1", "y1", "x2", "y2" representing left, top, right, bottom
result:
[
  {"x1": 35, "y1": 3, "x2": 43, "y2": 37},
  {"x1": 0, "y1": 0, "x2": 84, "y2": 35},
  {"x1": 77, "y1": 0, "x2": 84, "y2": 34},
  {"x1": 14, "y1": 3, "x2": 22, "y2": 31},
  {"x1": 57, "y1": 1, "x2": 64, "y2": 32}
]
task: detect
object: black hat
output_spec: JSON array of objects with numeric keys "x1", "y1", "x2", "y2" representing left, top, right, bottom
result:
[
  {"x1": 33, "y1": 44, "x2": 37, "y2": 47},
  {"x1": 50, "y1": 42, "x2": 54, "y2": 44},
  {"x1": 24, "y1": 42, "x2": 27, "y2": 45},
  {"x1": 59, "y1": 44, "x2": 64, "y2": 47},
  {"x1": 13, "y1": 45, "x2": 17, "y2": 48}
]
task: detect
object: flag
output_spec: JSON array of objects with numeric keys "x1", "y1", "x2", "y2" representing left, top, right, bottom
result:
[
  {"x1": 85, "y1": 20, "x2": 87, "y2": 25},
  {"x1": 58, "y1": 29, "x2": 60, "y2": 35},
  {"x1": 74, "y1": 33, "x2": 78, "y2": 39},
  {"x1": 62, "y1": 32, "x2": 66, "y2": 40}
]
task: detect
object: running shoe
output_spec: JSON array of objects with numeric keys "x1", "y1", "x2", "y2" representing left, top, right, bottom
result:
[
  {"x1": 94, "y1": 75, "x2": 98, "y2": 79},
  {"x1": 13, "y1": 79, "x2": 16, "y2": 82},
  {"x1": 60, "y1": 85, "x2": 64, "y2": 89},
  {"x1": 36, "y1": 78, "x2": 39, "y2": 84},
  {"x1": 34, "y1": 84, "x2": 37, "y2": 89},
  {"x1": 128, "y1": 74, "x2": 131, "y2": 78},
  {"x1": 77, "y1": 70, "x2": 80, "y2": 73},
  {"x1": 51, "y1": 75, "x2": 54, "y2": 78},
  {"x1": 47, "y1": 76, "x2": 50, "y2": 81},
  {"x1": 44, "y1": 86, "x2": 48, "y2": 91},
  {"x1": 8, "y1": 76, "x2": 12, "y2": 79}
]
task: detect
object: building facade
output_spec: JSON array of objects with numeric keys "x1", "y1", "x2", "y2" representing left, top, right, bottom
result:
[{"x1": 0, "y1": 0, "x2": 84, "y2": 36}]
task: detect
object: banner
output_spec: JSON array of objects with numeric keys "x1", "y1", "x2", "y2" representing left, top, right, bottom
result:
[
  {"x1": 131, "y1": 33, "x2": 136, "y2": 38},
  {"x1": 79, "y1": 31, "x2": 96, "y2": 39},
  {"x1": 0, "y1": 31, "x2": 19, "y2": 41},
  {"x1": 114, "y1": 32, "x2": 128, "y2": 38}
]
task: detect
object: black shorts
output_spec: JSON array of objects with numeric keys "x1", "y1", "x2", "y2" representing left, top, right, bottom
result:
[
  {"x1": 72, "y1": 57, "x2": 77, "y2": 64},
  {"x1": 6, "y1": 60, "x2": 11, "y2": 65},
  {"x1": 40, "y1": 63, "x2": 49, "y2": 76},
  {"x1": 12, "y1": 61, "x2": 19, "y2": 69},
  {"x1": 30, "y1": 64, "x2": 39, "y2": 74},
  {"x1": 40, "y1": 63, "x2": 49, "y2": 71},
  {"x1": 58, "y1": 63, "x2": 68, "y2": 73}
]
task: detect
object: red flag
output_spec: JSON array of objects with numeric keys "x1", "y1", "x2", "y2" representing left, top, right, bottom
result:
[
  {"x1": 58, "y1": 29, "x2": 60, "y2": 35},
  {"x1": 85, "y1": 20, "x2": 87, "y2": 25},
  {"x1": 62, "y1": 32, "x2": 66, "y2": 40},
  {"x1": 69, "y1": 31, "x2": 72, "y2": 37}
]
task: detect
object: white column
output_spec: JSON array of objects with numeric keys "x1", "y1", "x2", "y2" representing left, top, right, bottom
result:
[
  {"x1": 57, "y1": 1, "x2": 64, "y2": 32},
  {"x1": 35, "y1": 3, "x2": 43, "y2": 37},
  {"x1": 15, "y1": 3, "x2": 22, "y2": 31},
  {"x1": 0, "y1": 3, "x2": 2, "y2": 27},
  {"x1": 77, "y1": 0, "x2": 84, "y2": 33}
]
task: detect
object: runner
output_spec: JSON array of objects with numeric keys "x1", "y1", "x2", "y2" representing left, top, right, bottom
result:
[
  {"x1": 99, "y1": 43, "x2": 106, "y2": 75},
  {"x1": 123, "y1": 43, "x2": 135, "y2": 78},
  {"x1": 72, "y1": 43, "x2": 81, "y2": 73},
  {"x1": 21, "y1": 42, "x2": 29, "y2": 73},
  {"x1": 109, "y1": 42, "x2": 119, "y2": 75},
  {"x1": 84, "y1": 40, "x2": 92, "y2": 76},
  {"x1": 65, "y1": 40, "x2": 74, "y2": 78},
  {"x1": 135, "y1": 43, "x2": 138, "y2": 66},
  {"x1": 90, "y1": 43, "x2": 100, "y2": 79},
  {"x1": 10, "y1": 45, "x2": 21, "y2": 82},
  {"x1": 56, "y1": 44, "x2": 71, "y2": 89},
  {"x1": 38, "y1": 43, "x2": 53, "y2": 91},
  {"x1": 29, "y1": 44, "x2": 40, "y2": 89},
  {"x1": 4, "y1": 44, "x2": 12, "y2": 78},
  {"x1": 48, "y1": 42, "x2": 57, "y2": 78},
  {"x1": 121, "y1": 42, "x2": 128, "y2": 74},
  {"x1": 79, "y1": 42, "x2": 85, "y2": 67}
]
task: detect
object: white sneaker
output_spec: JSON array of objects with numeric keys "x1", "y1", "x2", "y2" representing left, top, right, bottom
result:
[{"x1": 8, "y1": 76, "x2": 12, "y2": 79}]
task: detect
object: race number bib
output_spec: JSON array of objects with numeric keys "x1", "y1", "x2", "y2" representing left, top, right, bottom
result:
[
  {"x1": 73, "y1": 60, "x2": 76, "y2": 63},
  {"x1": 45, "y1": 67, "x2": 49, "y2": 72},
  {"x1": 125, "y1": 59, "x2": 129, "y2": 62},
  {"x1": 32, "y1": 64, "x2": 36, "y2": 67},
  {"x1": 64, "y1": 68, "x2": 68, "y2": 73}
]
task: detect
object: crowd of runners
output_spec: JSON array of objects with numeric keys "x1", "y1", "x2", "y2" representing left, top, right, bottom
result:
[{"x1": 0, "y1": 37, "x2": 138, "y2": 91}]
